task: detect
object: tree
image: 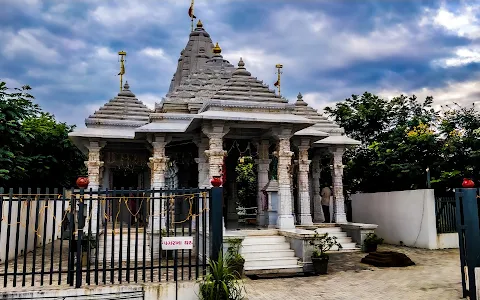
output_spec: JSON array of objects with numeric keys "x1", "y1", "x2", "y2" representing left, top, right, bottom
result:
[
  {"x1": 235, "y1": 156, "x2": 257, "y2": 208},
  {"x1": 324, "y1": 92, "x2": 451, "y2": 193},
  {"x1": 0, "y1": 81, "x2": 86, "y2": 188}
]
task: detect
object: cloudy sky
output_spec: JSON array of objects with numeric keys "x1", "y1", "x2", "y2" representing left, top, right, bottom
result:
[{"x1": 1, "y1": 0, "x2": 479, "y2": 127}]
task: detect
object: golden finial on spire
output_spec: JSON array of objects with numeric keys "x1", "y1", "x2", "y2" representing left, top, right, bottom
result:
[
  {"x1": 274, "y1": 64, "x2": 283, "y2": 96},
  {"x1": 118, "y1": 51, "x2": 127, "y2": 92},
  {"x1": 197, "y1": 19, "x2": 203, "y2": 28},
  {"x1": 213, "y1": 42, "x2": 221, "y2": 54}
]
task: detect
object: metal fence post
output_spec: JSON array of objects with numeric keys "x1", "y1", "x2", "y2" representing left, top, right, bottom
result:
[
  {"x1": 210, "y1": 187, "x2": 223, "y2": 263},
  {"x1": 75, "y1": 189, "x2": 85, "y2": 288},
  {"x1": 456, "y1": 188, "x2": 480, "y2": 300}
]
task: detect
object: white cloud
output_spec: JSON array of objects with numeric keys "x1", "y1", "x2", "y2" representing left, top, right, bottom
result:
[
  {"x1": 433, "y1": 46, "x2": 480, "y2": 67},
  {"x1": 136, "y1": 93, "x2": 162, "y2": 109},
  {"x1": 1, "y1": 29, "x2": 60, "y2": 63},
  {"x1": 377, "y1": 76, "x2": 480, "y2": 108},
  {"x1": 140, "y1": 47, "x2": 168, "y2": 60},
  {"x1": 432, "y1": 5, "x2": 480, "y2": 39}
]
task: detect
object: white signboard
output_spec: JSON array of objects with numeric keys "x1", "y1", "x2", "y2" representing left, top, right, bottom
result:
[{"x1": 161, "y1": 236, "x2": 194, "y2": 250}]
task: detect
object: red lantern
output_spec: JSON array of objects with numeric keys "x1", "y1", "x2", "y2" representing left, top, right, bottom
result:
[
  {"x1": 211, "y1": 176, "x2": 222, "y2": 187},
  {"x1": 462, "y1": 178, "x2": 475, "y2": 188},
  {"x1": 76, "y1": 176, "x2": 89, "y2": 189}
]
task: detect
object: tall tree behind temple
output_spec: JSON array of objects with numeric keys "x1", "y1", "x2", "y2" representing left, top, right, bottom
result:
[
  {"x1": 0, "y1": 81, "x2": 86, "y2": 188},
  {"x1": 325, "y1": 92, "x2": 479, "y2": 194}
]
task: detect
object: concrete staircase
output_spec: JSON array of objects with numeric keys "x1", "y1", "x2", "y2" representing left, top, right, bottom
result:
[
  {"x1": 240, "y1": 231, "x2": 302, "y2": 276},
  {"x1": 238, "y1": 226, "x2": 360, "y2": 276},
  {"x1": 97, "y1": 229, "x2": 150, "y2": 262},
  {"x1": 313, "y1": 226, "x2": 359, "y2": 251}
]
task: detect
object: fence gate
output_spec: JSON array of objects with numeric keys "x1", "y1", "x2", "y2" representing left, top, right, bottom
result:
[
  {"x1": 455, "y1": 188, "x2": 480, "y2": 300},
  {"x1": 0, "y1": 186, "x2": 223, "y2": 291}
]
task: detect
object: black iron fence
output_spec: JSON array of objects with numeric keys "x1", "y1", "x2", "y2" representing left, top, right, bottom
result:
[
  {"x1": 455, "y1": 188, "x2": 480, "y2": 300},
  {"x1": 434, "y1": 196, "x2": 457, "y2": 233},
  {"x1": 0, "y1": 187, "x2": 218, "y2": 288}
]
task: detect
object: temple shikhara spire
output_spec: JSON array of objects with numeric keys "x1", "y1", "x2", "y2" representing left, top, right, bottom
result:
[
  {"x1": 69, "y1": 10, "x2": 362, "y2": 278},
  {"x1": 274, "y1": 63, "x2": 283, "y2": 96},
  {"x1": 118, "y1": 50, "x2": 126, "y2": 91}
]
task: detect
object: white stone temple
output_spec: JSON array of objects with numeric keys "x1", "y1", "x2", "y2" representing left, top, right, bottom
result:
[{"x1": 69, "y1": 19, "x2": 361, "y2": 232}]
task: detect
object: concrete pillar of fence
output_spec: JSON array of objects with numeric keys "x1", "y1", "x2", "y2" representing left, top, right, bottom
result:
[{"x1": 210, "y1": 187, "x2": 224, "y2": 263}]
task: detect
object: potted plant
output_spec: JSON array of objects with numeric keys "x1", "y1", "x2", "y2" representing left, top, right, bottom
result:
[
  {"x1": 198, "y1": 252, "x2": 245, "y2": 300},
  {"x1": 309, "y1": 232, "x2": 342, "y2": 275},
  {"x1": 363, "y1": 233, "x2": 383, "y2": 253},
  {"x1": 226, "y1": 238, "x2": 245, "y2": 279}
]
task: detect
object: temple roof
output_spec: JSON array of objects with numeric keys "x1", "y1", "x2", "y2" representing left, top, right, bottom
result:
[
  {"x1": 168, "y1": 20, "x2": 216, "y2": 93},
  {"x1": 210, "y1": 58, "x2": 287, "y2": 104},
  {"x1": 292, "y1": 93, "x2": 344, "y2": 135},
  {"x1": 85, "y1": 82, "x2": 152, "y2": 127}
]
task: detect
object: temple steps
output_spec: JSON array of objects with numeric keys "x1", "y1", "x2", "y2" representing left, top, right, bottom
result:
[{"x1": 240, "y1": 234, "x2": 303, "y2": 276}]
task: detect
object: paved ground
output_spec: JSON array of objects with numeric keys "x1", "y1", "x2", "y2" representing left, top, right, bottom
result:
[{"x1": 243, "y1": 245, "x2": 464, "y2": 300}]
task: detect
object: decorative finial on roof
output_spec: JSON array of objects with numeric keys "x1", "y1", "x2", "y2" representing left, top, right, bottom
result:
[
  {"x1": 118, "y1": 81, "x2": 135, "y2": 97},
  {"x1": 232, "y1": 57, "x2": 251, "y2": 76},
  {"x1": 295, "y1": 92, "x2": 308, "y2": 106},
  {"x1": 238, "y1": 57, "x2": 245, "y2": 68},
  {"x1": 213, "y1": 42, "x2": 222, "y2": 54},
  {"x1": 197, "y1": 19, "x2": 203, "y2": 28}
]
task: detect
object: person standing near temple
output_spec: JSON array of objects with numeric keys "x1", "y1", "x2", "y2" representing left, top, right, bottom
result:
[{"x1": 321, "y1": 185, "x2": 332, "y2": 223}]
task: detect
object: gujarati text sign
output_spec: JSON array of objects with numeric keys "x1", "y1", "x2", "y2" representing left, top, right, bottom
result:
[{"x1": 161, "y1": 236, "x2": 194, "y2": 250}]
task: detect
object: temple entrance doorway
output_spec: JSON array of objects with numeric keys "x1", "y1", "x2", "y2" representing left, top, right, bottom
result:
[
  {"x1": 223, "y1": 140, "x2": 258, "y2": 229},
  {"x1": 110, "y1": 168, "x2": 147, "y2": 227}
]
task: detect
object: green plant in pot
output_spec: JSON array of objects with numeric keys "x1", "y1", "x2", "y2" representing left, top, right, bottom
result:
[
  {"x1": 198, "y1": 251, "x2": 246, "y2": 300},
  {"x1": 225, "y1": 238, "x2": 245, "y2": 279},
  {"x1": 363, "y1": 233, "x2": 383, "y2": 253},
  {"x1": 309, "y1": 232, "x2": 342, "y2": 275}
]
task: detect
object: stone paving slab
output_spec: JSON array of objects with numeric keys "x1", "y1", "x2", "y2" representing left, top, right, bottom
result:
[{"x1": 243, "y1": 245, "x2": 463, "y2": 300}]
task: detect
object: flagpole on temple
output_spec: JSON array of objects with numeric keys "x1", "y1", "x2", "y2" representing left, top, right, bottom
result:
[
  {"x1": 189, "y1": 0, "x2": 196, "y2": 32},
  {"x1": 274, "y1": 64, "x2": 283, "y2": 96},
  {"x1": 118, "y1": 51, "x2": 126, "y2": 91}
]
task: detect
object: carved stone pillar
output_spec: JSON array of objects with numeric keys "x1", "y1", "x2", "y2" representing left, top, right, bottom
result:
[
  {"x1": 311, "y1": 153, "x2": 325, "y2": 223},
  {"x1": 255, "y1": 140, "x2": 270, "y2": 227},
  {"x1": 202, "y1": 121, "x2": 229, "y2": 231},
  {"x1": 194, "y1": 136, "x2": 210, "y2": 189},
  {"x1": 148, "y1": 134, "x2": 170, "y2": 233},
  {"x1": 194, "y1": 136, "x2": 209, "y2": 232},
  {"x1": 84, "y1": 141, "x2": 105, "y2": 234},
  {"x1": 297, "y1": 139, "x2": 313, "y2": 225},
  {"x1": 274, "y1": 127, "x2": 295, "y2": 229},
  {"x1": 330, "y1": 146, "x2": 347, "y2": 223}
]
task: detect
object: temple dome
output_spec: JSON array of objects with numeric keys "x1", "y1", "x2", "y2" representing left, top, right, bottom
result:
[
  {"x1": 210, "y1": 58, "x2": 287, "y2": 104},
  {"x1": 85, "y1": 82, "x2": 152, "y2": 127}
]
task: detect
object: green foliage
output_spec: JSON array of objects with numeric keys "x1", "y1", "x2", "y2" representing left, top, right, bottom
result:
[
  {"x1": 0, "y1": 81, "x2": 86, "y2": 188},
  {"x1": 324, "y1": 92, "x2": 478, "y2": 193},
  {"x1": 235, "y1": 156, "x2": 257, "y2": 207},
  {"x1": 364, "y1": 233, "x2": 384, "y2": 246},
  {"x1": 198, "y1": 252, "x2": 246, "y2": 300},
  {"x1": 225, "y1": 238, "x2": 245, "y2": 279},
  {"x1": 309, "y1": 232, "x2": 342, "y2": 258}
]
